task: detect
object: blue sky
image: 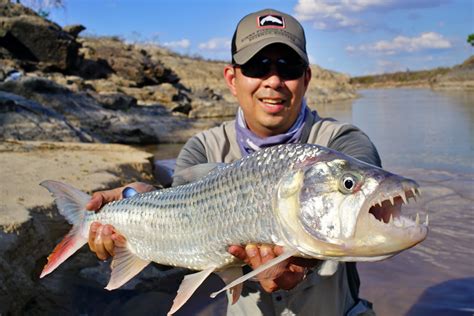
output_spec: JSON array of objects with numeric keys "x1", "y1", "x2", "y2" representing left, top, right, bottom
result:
[{"x1": 29, "y1": 0, "x2": 474, "y2": 76}]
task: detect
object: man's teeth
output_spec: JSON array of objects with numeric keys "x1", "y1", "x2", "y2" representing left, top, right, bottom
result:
[{"x1": 261, "y1": 99, "x2": 284, "y2": 104}]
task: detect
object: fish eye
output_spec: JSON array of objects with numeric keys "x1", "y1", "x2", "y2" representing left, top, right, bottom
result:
[{"x1": 339, "y1": 174, "x2": 358, "y2": 194}]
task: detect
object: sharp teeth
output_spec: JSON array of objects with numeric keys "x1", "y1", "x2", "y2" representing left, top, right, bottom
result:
[
  {"x1": 377, "y1": 199, "x2": 383, "y2": 207},
  {"x1": 401, "y1": 191, "x2": 408, "y2": 204},
  {"x1": 389, "y1": 214, "x2": 394, "y2": 225},
  {"x1": 425, "y1": 213, "x2": 429, "y2": 226},
  {"x1": 411, "y1": 188, "x2": 418, "y2": 201},
  {"x1": 389, "y1": 196, "x2": 394, "y2": 206},
  {"x1": 415, "y1": 213, "x2": 420, "y2": 226}
]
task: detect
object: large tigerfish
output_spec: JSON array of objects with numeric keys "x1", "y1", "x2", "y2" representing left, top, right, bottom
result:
[{"x1": 40, "y1": 143, "x2": 428, "y2": 314}]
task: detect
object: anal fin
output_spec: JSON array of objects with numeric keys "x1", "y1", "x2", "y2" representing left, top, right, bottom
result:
[
  {"x1": 105, "y1": 245, "x2": 150, "y2": 290},
  {"x1": 168, "y1": 266, "x2": 216, "y2": 315}
]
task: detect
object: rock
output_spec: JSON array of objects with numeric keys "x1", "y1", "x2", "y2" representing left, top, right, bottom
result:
[
  {"x1": 78, "y1": 37, "x2": 179, "y2": 86},
  {"x1": 0, "y1": 2, "x2": 80, "y2": 71},
  {"x1": 0, "y1": 140, "x2": 154, "y2": 314},
  {"x1": 189, "y1": 98, "x2": 237, "y2": 119},
  {"x1": 0, "y1": 90, "x2": 94, "y2": 142},
  {"x1": 63, "y1": 24, "x2": 86, "y2": 38},
  {"x1": 91, "y1": 92, "x2": 137, "y2": 111},
  {"x1": 0, "y1": 76, "x2": 219, "y2": 144}
]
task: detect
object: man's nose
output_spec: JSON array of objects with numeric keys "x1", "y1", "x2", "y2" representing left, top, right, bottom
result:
[{"x1": 262, "y1": 66, "x2": 284, "y2": 89}]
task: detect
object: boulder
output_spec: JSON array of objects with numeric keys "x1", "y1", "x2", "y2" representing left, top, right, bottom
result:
[
  {"x1": 78, "y1": 37, "x2": 179, "y2": 86},
  {"x1": 0, "y1": 2, "x2": 80, "y2": 71},
  {"x1": 63, "y1": 24, "x2": 86, "y2": 38},
  {"x1": 91, "y1": 92, "x2": 137, "y2": 111}
]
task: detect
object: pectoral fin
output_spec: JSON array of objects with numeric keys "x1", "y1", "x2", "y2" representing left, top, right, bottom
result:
[
  {"x1": 216, "y1": 267, "x2": 244, "y2": 304},
  {"x1": 168, "y1": 266, "x2": 216, "y2": 315},
  {"x1": 210, "y1": 249, "x2": 298, "y2": 298},
  {"x1": 105, "y1": 245, "x2": 150, "y2": 290}
]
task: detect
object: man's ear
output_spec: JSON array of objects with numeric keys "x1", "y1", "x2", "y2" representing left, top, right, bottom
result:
[
  {"x1": 304, "y1": 66, "x2": 312, "y2": 88},
  {"x1": 224, "y1": 65, "x2": 237, "y2": 96}
]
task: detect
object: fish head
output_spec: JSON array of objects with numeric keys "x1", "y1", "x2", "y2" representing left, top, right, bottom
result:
[{"x1": 274, "y1": 151, "x2": 428, "y2": 262}]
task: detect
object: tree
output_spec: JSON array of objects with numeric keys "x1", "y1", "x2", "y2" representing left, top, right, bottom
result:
[
  {"x1": 15, "y1": 0, "x2": 64, "y2": 18},
  {"x1": 468, "y1": 34, "x2": 474, "y2": 47}
]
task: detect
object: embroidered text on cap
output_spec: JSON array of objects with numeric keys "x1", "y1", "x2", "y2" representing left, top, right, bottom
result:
[{"x1": 258, "y1": 15, "x2": 285, "y2": 28}]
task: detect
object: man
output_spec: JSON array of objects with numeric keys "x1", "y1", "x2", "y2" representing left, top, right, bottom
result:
[{"x1": 87, "y1": 8, "x2": 379, "y2": 315}]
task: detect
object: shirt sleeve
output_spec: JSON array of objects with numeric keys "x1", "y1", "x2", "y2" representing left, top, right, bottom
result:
[
  {"x1": 172, "y1": 136, "x2": 208, "y2": 186},
  {"x1": 327, "y1": 125, "x2": 382, "y2": 168}
]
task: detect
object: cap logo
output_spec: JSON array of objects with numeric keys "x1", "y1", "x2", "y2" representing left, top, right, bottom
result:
[{"x1": 258, "y1": 14, "x2": 285, "y2": 28}]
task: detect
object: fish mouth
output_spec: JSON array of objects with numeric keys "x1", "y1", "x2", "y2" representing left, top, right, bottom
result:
[
  {"x1": 351, "y1": 178, "x2": 428, "y2": 258},
  {"x1": 368, "y1": 183, "x2": 424, "y2": 226}
]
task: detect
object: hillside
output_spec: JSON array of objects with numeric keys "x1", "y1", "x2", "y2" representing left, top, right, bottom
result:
[{"x1": 350, "y1": 56, "x2": 474, "y2": 90}]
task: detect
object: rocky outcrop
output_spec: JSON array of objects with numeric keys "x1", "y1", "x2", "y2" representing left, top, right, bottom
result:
[
  {"x1": 0, "y1": 76, "x2": 220, "y2": 144},
  {"x1": 0, "y1": 2, "x2": 79, "y2": 71},
  {"x1": 430, "y1": 56, "x2": 474, "y2": 90}
]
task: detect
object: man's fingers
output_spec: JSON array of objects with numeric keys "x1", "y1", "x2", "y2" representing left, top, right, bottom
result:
[
  {"x1": 85, "y1": 194, "x2": 104, "y2": 211},
  {"x1": 228, "y1": 245, "x2": 247, "y2": 262},
  {"x1": 259, "y1": 245, "x2": 275, "y2": 263},
  {"x1": 88, "y1": 222, "x2": 100, "y2": 252},
  {"x1": 245, "y1": 244, "x2": 261, "y2": 269},
  {"x1": 102, "y1": 225, "x2": 116, "y2": 257},
  {"x1": 93, "y1": 225, "x2": 108, "y2": 260}
]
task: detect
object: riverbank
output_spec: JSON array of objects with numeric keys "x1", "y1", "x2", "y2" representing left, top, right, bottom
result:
[
  {"x1": 0, "y1": 140, "x2": 156, "y2": 312},
  {"x1": 350, "y1": 56, "x2": 474, "y2": 90}
]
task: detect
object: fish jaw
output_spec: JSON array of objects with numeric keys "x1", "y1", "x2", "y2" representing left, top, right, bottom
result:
[
  {"x1": 345, "y1": 176, "x2": 428, "y2": 259},
  {"x1": 273, "y1": 157, "x2": 428, "y2": 262}
]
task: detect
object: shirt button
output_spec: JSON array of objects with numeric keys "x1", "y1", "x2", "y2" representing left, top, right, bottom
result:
[{"x1": 275, "y1": 295, "x2": 282, "y2": 301}]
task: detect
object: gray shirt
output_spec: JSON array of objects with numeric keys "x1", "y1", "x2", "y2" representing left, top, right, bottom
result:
[{"x1": 172, "y1": 111, "x2": 380, "y2": 316}]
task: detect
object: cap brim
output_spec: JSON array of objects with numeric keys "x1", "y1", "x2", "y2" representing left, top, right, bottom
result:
[{"x1": 233, "y1": 37, "x2": 309, "y2": 65}]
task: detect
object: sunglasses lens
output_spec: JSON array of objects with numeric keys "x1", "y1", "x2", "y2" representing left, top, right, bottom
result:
[
  {"x1": 240, "y1": 58, "x2": 271, "y2": 78},
  {"x1": 239, "y1": 57, "x2": 306, "y2": 80},
  {"x1": 276, "y1": 59, "x2": 306, "y2": 80}
]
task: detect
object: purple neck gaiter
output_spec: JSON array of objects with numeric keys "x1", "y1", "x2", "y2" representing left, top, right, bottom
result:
[{"x1": 235, "y1": 100, "x2": 312, "y2": 156}]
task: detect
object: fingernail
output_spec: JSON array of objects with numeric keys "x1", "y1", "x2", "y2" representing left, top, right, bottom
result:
[
  {"x1": 103, "y1": 225, "x2": 111, "y2": 235},
  {"x1": 260, "y1": 246, "x2": 270, "y2": 257},
  {"x1": 90, "y1": 222, "x2": 99, "y2": 232},
  {"x1": 245, "y1": 245, "x2": 257, "y2": 257}
]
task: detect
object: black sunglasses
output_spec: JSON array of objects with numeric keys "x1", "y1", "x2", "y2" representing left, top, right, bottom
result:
[{"x1": 235, "y1": 56, "x2": 308, "y2": 80}]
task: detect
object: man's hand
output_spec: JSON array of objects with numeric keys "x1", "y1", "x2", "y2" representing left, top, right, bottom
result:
[
  {"x1": 228, "y1": 244, "x2": 319, "y2": 292},
  {"x1": 86, "y1": 182, "x2": 155, "y2": 260}
]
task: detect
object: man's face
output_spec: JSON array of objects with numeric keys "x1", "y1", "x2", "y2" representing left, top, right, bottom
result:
[{"x1": 224, "y1": 44, "x2": 311, "y2": 137}]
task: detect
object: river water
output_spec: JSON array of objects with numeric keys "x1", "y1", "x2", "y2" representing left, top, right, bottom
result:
[{"x1": 152, "y1": 88, "x2": 474, "y2": 315}]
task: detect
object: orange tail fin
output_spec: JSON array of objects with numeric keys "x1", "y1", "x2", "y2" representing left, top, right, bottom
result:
[{"x1": 39, "y1": 180, "x2": 90, "y2": 278}]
